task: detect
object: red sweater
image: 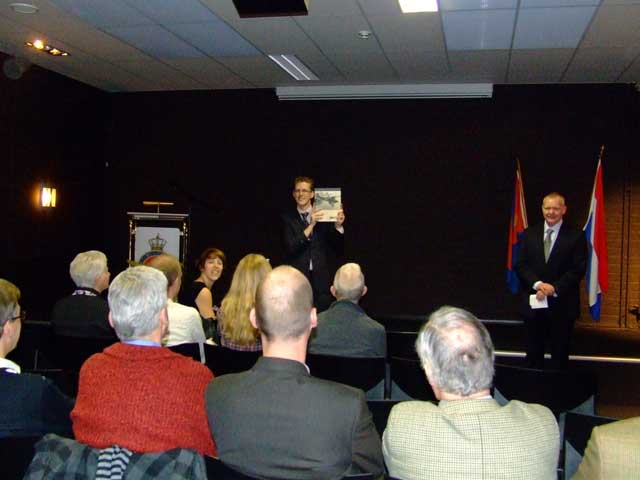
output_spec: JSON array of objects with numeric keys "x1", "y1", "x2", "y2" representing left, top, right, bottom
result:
[{"x1": 71, "y1": 343, "x2": 216, "y2": 456}]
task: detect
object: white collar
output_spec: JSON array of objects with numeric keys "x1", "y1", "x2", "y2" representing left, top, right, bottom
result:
[
  {"x1": 0, "y1": 357, "x2": 21, "y2": 374},
  {"x1": 544, "y1": 219, "x2": 563, "y2": 233}
]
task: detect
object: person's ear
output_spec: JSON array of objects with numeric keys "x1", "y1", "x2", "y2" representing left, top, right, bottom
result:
[
  {"x1": 361, "y1": 285, "x2": 368, "y2": 297},
  {"x1": 108, "y1": 312, "x2": 115, "y2": 329},
  {"x1": 310, "y1": 307, "x2": 318, "y2": 329},
  {"x1": 249, "y1": 308, "x2": 258, "y2": 329},
  {"x1": 330, "y1": 286, "x2": 337, "y2": 299}
]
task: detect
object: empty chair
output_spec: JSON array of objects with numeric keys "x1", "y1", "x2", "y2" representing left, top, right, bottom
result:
[
  {"x1": 388, "y1": 356, "x2": 436, "y2": 401},
  {"x1": 493, "y1": 364, "x2": 597, "y2": 418},
  {"x1": 563, "y1": 412, "x2": 617, "y2": 480},
  {"x1": 386, "y1": 331, "x2": 418, "y2": 360},
  {"x1": 306, "y1": 353, "x2": 386, "y2": 396}
]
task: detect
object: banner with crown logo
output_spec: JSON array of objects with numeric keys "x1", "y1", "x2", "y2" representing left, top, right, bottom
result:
[{"x1": 135, "y1": 227, "x2": 181, "y2": 264}]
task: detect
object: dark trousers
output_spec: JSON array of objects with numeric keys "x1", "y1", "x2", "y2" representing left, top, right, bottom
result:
[
  {"x1": 524, "y1": 305, "x2": 575, "y2": 370},
  {"x1": 303, "y1": 269, "x2": 331, "y2": 313}
]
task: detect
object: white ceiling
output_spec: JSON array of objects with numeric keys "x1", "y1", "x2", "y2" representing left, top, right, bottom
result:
[{"x1": 1, "y1": 0, "x2": 640, "y2": 92}]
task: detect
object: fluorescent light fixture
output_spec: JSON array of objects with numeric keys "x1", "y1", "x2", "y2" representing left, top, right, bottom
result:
[
  {"x1": 399, "y1": 0, "x2": 438, "y2": 13},
  {"x1": 276, "y1": 84, "x2": 493, "y2": 101},
  {"x1": 269, "y1": 54, "x2": 318, "y2": 81}
]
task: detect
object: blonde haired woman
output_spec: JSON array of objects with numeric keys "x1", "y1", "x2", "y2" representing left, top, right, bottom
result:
[{"x1": 218, "y1": 254, "x2": 271, "y2": 351}]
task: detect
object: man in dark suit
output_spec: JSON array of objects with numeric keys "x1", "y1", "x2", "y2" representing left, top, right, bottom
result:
[
  {"x1": 281, "y1": 176, "x2": 345, "y2": 312},
  {"x1": 205, "y1": 266, "x2": 384, "y2": 480},
  {"x1": 515, "y1": 192, "x2": 587, "y2": 369}
]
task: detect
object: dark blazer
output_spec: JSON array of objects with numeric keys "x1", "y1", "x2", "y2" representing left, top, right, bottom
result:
[
  {"x1": 51, "y1": 293, "x2": 117, "y2": 340},
  {"x1": 514, "y1": 222, "x2": 587, "y2": 320},
  {"x1": 281, "y1": 208, "x2": 344, "y2": 291},
  {"x1": 0, "y1": 370, "x2": 74, "y2": 438},
  {"x1": 205, "y1": 356, "x2": 384, "y2": 480},
  {"x1": 309, "y1": 300, "x2": 386, "y2": 357}
]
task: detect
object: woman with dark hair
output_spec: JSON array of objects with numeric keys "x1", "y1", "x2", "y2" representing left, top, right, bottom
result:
[{"x1": 183, "y1": 247, "x2": 225, "y2": 339}]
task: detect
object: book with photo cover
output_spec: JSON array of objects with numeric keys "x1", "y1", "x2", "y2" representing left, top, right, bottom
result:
[{"x1": 314, "y1": 188, "x2": 341, "y2": 222}]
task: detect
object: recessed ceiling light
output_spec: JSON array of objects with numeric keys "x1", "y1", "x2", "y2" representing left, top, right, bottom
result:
[
  {"x1": 9, "y1": 3, "x2": 39, "y2": 14},
  {"x1": 398, "y1": 0, "x2": 438, "y2": 13},
  {"x1": 358, "y1": 30, "x2": 372, "y2": 40},
  {"x1": 25, "y1": 40, "x2": 70, "y2": 57}
]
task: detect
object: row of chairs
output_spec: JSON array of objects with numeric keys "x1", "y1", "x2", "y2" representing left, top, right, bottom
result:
[{"x1": 0, "y1": 411, "x2": 614, "y2": 480}]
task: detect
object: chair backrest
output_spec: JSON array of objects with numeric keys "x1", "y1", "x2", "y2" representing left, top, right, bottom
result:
[
  {"x1": 563, "y1": 412, "x2": 617, "y2": 479},
  {"x1": 44, "y1": 335, "x2": 114, "y2": 372},
  {"x1": 388, "y1": 356, "x2": 436, "y2": 401},
  {"x1": 205, "y1": 457, "x2": 260, "y2": 479},
  {"x1": 366, "y1": 400, "x2": 402, "y2": 437},
  {"x1": 386, "y1": 331, "x2": 418, "y2": 360},
  {"x1": 306, "y1": 354, "x2": 386, "y2": 393},
  {"x1": 168, "y1": 343, "x2": 203, "y2": 362},
  {"x1": 203, "y1": 344, "x2": 261, "y2": 376},
  {"x1": 0, "y1": 435, "x2": 42, "y2": 479},
  {"x1": 493, "y1": 364, "x2": 597, "y2": 417}
]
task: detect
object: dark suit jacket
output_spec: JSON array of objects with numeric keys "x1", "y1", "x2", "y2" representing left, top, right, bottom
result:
[
  {"x1": 281, "y1": 208, "x2": 344, "y2": 291},
  {"x1": 51, "y1": 293, "x2": 117, "y2": 340},
  {"x1": 0, "y1": 370, "x2": 74, "y2": 438},
  {"x1": 308, "y1": 300, "x2": 386, "y2": 357},
  {"x1": 514, "y1": 222, "x2": 587, "y2": 320},
  {"x1": 205, "y1": 356, "x2": 384, "y2": 480}
]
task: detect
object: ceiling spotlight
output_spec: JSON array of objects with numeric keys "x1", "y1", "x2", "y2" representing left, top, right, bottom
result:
[
  {"x1": 25, "y1": 40, "x2": 70, "y2": 57},
  {"x1": 9, "y1": 3, "x2": 39, "y2": 14},
  {"x1": 358, "y1": 30, "x2": 372, "y2": 39}
]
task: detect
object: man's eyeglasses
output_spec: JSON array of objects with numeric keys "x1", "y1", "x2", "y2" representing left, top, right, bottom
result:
[
  {"x1": 11, "y1": 311, "x2": 26, "y2": 322},
  {"x1": 294, "y1": 189, "x2": 312, "y2": 194}
]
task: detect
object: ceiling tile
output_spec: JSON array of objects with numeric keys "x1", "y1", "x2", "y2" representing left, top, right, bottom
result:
[
  {"x1": 367, "y1": 13, "x2": 445, "y2": 53},
  {"x1": 513, "y1": 6, "x2": 597, "y2": 49},
  {"x1": 357, "y1": 0, "x2": 405, "y2": 15},
  {"x1": 49, "y1": 0, "x2": 152, "y2": 28},
  {"x1": 440, "y1": 0, "x2": 517, "y2": 10},
  {"x1": 581, "y1": 5, "x2": 640, "y2": 47},
  {"x1": 297, "y1": 14, "x2": 384, "y2": 53},
  {"x1": 521, "y1": 0, "x2": 599, "y2": 6},
  {"x1": 123, "y1": 0, "x2": 219, "y2": 24},
  {"x1": 215, "y1": 56, "x2": 291, "y2": 87},
  {"x1": 105, "y1": 25, "x2": 206, "y2": 58},
  {"x1": 508, "y1": 48, "x2": 574, "y2": 82},
  {"x1": 563, "y1": 46, "x2": 639, "y2": 81},
  {"x1": 442, "y1": 9, "x2": 516, "y2": 50},
  {"x1": 328, "y1": 51, "x2": 398, "y2": 81},
  {"x1": 166, "y1": 21, "x2": 260, "y2": 57},
  {"x1": 448, "y1": 49, "x2": 509, "y2": 81},
  {"x1": 385, "y1": 49, "x2": 451, "y2": 79},
  {"x1": 115, "y1": 58, "x2": 207, "y2": 89},
  {"x1": 164, "y1": 58, "x2": 254, "y2": 88}
]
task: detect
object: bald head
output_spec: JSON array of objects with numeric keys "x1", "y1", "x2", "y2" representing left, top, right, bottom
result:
[
  {"x1": 333, "y1": 263, "x2": 366, "y2": 302},
  {"x1": 254, "y1": 266, "x2": 314, "y2": 341}
]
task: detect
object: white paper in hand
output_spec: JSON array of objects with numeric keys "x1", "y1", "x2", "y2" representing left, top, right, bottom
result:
[{"x1": 529, "y1": 294, "x2": 548, "y2": 309}]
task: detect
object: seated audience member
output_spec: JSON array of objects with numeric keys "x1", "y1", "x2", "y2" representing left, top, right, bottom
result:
[
  {"x1": 217, "y1": 253, "x2": 271, "y2": 351},
  {"x1": 51, "y1": 250, "x2": 116, "y2": 340},
  {"x1": 572, "y1": 416, "x2": 640, "y2": 479},
  {"x1": 0, "y1": 279, "x2": 74, "y2": 438},
  {"x1": 205, "y1": 266, "x2": 384, "y2": 479},
  {"x1": 71, "y1": 266, "x2": 215, "y2": 455},
  {"x1": 383, "y1": 306, "x2": 559, "y2": 480},
  {"x1": 308, "y1": 262, "x2": 385, "y2": 357},
  {"x1": 148, "y1": 253, "x2": 206, "y2": 347},
  {"x1": 182, "y1": 247, "x2": 225, "y2": 339}
]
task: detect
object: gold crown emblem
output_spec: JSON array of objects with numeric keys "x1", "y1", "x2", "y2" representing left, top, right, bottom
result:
[{"x1": 148, "y1": 234, "x2": 167, "y2": 251}]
